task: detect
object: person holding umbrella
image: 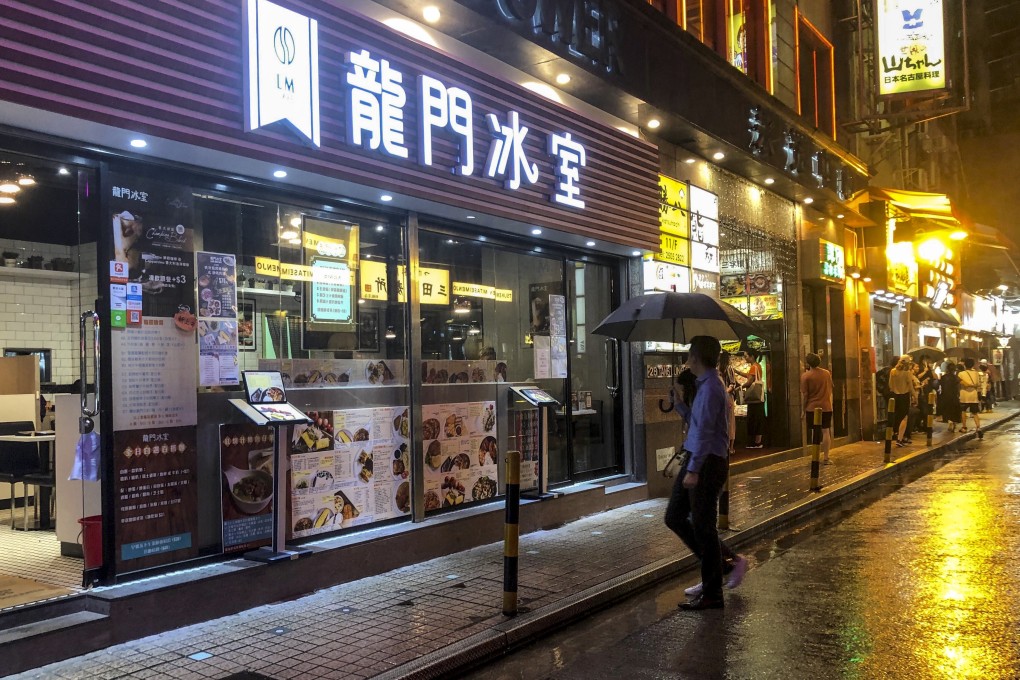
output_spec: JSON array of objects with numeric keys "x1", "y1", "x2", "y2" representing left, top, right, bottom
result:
[{"x1": 664, "y1": 335, "x2": 747, "y2": 610}]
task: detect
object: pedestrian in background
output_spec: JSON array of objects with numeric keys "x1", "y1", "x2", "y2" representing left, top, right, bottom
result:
[
  {"x1": 890, "y1": 356, "x2": 918, "y2": 447},
  {"x1": 914, "y1": 358, "x2": 937, "y2": 434},
  {"x1": 736, "y1": 350, "x2": 766, "y2": 449},
  {"x1": 938, "y1": 363, "x2": 962, "y2": 433},
  {"x1": 959, "y1": 358, "x2": 984, "y2": 438},
  {"x1": 718, "y1": 351, "x2": 737, "y2": 455},
  {"x1": 664, "y1": 335, "x2": 747, "y2": 611},
  {"x1": 979, "y1": 359, "x2": 995, "y2": 411},
  {"x1": 800, "y1": 352, "x2": 834, "y2": 464}
]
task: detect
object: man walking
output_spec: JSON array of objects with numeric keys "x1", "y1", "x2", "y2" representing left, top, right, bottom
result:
[
  {"x1": 801, "y1": 353, "x2": 834, "y2": 463},
  {"x1": 664, "y1": 335, "x2": 747, "y2": 610}
]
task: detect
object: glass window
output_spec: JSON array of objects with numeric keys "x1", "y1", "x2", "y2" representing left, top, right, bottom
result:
[{"x1": 796, "y1": 11, "x2": 836, "y2": 137}]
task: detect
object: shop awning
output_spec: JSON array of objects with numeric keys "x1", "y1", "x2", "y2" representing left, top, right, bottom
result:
[{"x1": 910, "y1": 301, "x2": 960, "y2": 327}]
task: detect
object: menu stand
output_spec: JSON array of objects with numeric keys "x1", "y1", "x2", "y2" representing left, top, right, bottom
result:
[
  {"x1": 510, "y1": 387, "x2": 562, "y2": 500},
  {"x1": 229, "y1": 399, "x2": 314, "y2": 563}
]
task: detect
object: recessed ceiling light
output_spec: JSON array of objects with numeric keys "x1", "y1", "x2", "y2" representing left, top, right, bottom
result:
[
  {"x1": 764, "y1": 177, "x2": 775, "y2": 185},
  {"x1": 0, "y1": 196, "x2": 15, "y2": 205},
  {"x1": 130, "y1": 138, "x2": 147, "y2": 148},
  {"x1": 422, "y1": 5, "x2": 441, "y2": 23},
  {"x1": 712, "y1": 151, "x2": 725, "y2": 160},
  {"x1": 586, "y1": 240, "x2": 596, "y2": 247},
  {"x1": 647, "y1": 118, "x2": 661, "y2": 129},
  {"x1": 58, "y1": 167, "x2": 70, "y2": 176},
  {"x1": 380, "y1": 194, "x2": 393, "y2": 202},
  {"x1": 684, "y1": 158, "x2": 696, "y2": 164},
  {"x1": 288, "y1": 238, "x2": 302, "y2": 245},
  {"x1": 280, "y1": 226, "x2": 299, "y2": 240},
  {"x1": 803, "y1": 197, "x2": 814, "y2": 204},
  {"x1": 273, "y1": 170, "x2": 287, "y2": 178},
  {"x1": 836, "y1": 213, "x2": 845, "y2": 219},
  {"x1": 632, "y1": 250, "x2": 641, "y2": 257},
  {"x1": 0, "y1": 182, "x2": 21, "y2": 194},
  {"x1": 17, "y1": 176, "x2": 35, "y2": 186},
  {"x1": 531, "y1": 228, "x2": 542, "y2": 235},
  {"x1": 466, "y1": 215, "x2": 476, "y2": 219},
  {"x1": 555, "y1": 73, "x2": 571, "y2": 85},
  {"x1": 376, "y1": 225, "x2": 385, "y2": 232},
  {"x1": 289, "y1": 217, "x2": 301, "y2": 228},
  {"x1": 478, "y1": 235, "x2": 487, "y2": 241}
]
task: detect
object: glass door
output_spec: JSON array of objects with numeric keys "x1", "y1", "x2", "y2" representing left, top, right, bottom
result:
[{"x1": 566, "y1": 260, "x2": 622, "y2": 480}]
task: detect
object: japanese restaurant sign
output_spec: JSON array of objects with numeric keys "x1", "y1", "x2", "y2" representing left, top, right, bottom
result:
[
  {"x1": 658, "y1": 175, "x2": 689, "y2": 238},
  {"x1": 876, "y1": 0, "x2": 947, "y2": 96},
  {"x1": 689, "y1": 185, "x2": 720, "y2": 273}
]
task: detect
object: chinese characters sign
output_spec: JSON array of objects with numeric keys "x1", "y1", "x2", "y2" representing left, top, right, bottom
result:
[
  {"x1": 819, "y1": 239, "x2": 845, "y2": 284},
  {"x1": 658, "y1": 174, "x2": 689, "y2": 238},
  {"x1": 688, "y1": 185, "x2": 720, "y2": 273},
  {"x1": 876, "y1": 0, "x2": 946, "y2": 96}
]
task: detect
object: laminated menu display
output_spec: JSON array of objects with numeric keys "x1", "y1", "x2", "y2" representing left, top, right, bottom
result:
[
  {"x1": 421, "y1": 360, "x2": 506, "y2": 384},
  {"x1": 258, "y1": 359, "x2": 406, "y2": 387},
  {"x1": 197, "y1": 252, "x2": 239, "y2": 386},
  {"x1": 219, "y1": 424, "x2": 275, "y2": 554},
  {"x1": 422, "y1": 401, "x2": 499, "y2": 513},
  {"x1": 289, "y1": 406, "x2": 411, "y2": 538}
]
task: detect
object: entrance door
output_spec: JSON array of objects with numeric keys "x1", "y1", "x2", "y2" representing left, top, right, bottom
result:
[{"x1": 566, "y1": 261, "x2": 622, "y2": 480}]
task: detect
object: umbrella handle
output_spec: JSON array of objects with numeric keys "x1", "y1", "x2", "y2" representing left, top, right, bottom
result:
[{"x1": 659, "y1": 397, "x2": 675, "y2": 413}]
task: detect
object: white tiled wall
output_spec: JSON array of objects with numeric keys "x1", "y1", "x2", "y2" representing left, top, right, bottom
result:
[{"x1": 0, "y1": 240, "x2": 99, "y2": 385}]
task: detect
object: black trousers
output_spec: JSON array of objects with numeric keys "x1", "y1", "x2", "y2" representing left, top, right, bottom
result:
[{"x1": 664, "y1": 453, "x2": 733, "y2": 598}]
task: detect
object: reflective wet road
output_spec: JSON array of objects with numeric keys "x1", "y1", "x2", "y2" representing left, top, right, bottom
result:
[{"x1": 469, "y1": 422, "x2": 1020, "y2": 679}]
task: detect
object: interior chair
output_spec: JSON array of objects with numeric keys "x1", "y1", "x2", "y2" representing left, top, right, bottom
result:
[
  {"x1": 0, "y1": 421, "x2": 44, "y2": 528},
  {"x1": 20, "y1": 470, "x2": 56, "y2": 529}
]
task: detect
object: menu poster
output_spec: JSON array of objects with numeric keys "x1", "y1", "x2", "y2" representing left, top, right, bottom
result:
[
  {"x1": 422, "y1": 401, "x2": 499, "y2": 513},
  {"x1": 112, "y1": 318, "x2": 198, "y2": 430},
  {"x1": 528, "y1": 281, "x2": 564, "y2": 337},
  {"x1": 219, "y1": 424, "x2": 275, "y2": 554},
  {"x1": 197, "y1": 252, "x2": 240, "y2": 386},
  {"x1": 113, "y1": 425, "x2": 199, "y2": 571},
  {"x1": 513, "y1": 409, "x2": 540, "y2": 491},
  {"x1": 534, "y1": 335, "x2": 552, "y2": 379},
  {"x1": 109, "y1": 172, "x2": 196, "y2": 319},
  {"x1": 289, "y1": 406, "x2": 411, "y2": 539},
  {"x1": 238, "y1": 299, "x2": 256, "y2": 352},
  {"x1": 259, "y1": 358, "x2": 407, "y2": 388}
]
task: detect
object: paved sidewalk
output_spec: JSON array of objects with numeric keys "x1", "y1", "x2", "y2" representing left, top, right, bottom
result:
[{"x1": 7, "y1": 410, "x2": 1017, "y2": 680}]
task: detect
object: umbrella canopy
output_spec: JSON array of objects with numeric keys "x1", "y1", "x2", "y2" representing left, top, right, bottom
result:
[
  {"x1": 592, "y1": 292, "x2": 758, "y2": 343},
  {"x1": 945, "y1": 346, "x2": 979, "y2": 360},
  {"x1": 906, "y1": 346, "x2": 946, "y2": 363}
]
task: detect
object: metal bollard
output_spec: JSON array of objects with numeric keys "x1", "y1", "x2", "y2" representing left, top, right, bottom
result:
[
  {"x1": 884, "y1": 397, "x2": 895, "y2": 463},
  {"x1": 810, "y1": 407, "x2": 822, "y2": 492},
  {"x1": 503, "y1": 450, "x2": 521, "y2": 617},
  {"x1": 718, "y1": 471, "x2": 729, "y2": 530},
  {"x1": 926, "y1": 391, "x2": 936, "y2": 447}
]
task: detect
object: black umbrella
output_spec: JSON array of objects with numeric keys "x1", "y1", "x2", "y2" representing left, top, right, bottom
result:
[
  {"x1": 945, "y1": 346, "x2": 979, "y2": 360},
  {"x1": 906, "y1": 346, "x2": 946, "y2": 363},
  {"x1": 592, "y1": 292, "x2": 758, "y2": 343}
]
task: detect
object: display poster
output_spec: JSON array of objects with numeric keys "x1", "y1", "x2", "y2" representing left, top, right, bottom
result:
[
  {"x1": 112, "y1": 318, "x2": 198, "y2": 430},
  {"x1": 259, "y1": 358, "x2": 406, "y2": 387},
  {"x1": 219, "y1": 424, "x2": 275, "y2": 553},
  {"x1": 309, "y1": 257, "x2": 353, "y2": 325},
  {"x1": 722, "y1": 296, "x2": 750, "y2": 315},
  {"x1": 534, "y1": 335, "x2": 552, "y2": 379},
  {"x1": 422, "y1": 401, "x2": 499, "y2": 512},
  {"x1": 720, "y1": 274, "x2": 748, "y2": 298},
  {"x1": 422, "y1": 360, "x2": 506, "y2": 384},
  {"x1": 109, "y1": 172, "x2": 196, "y2": 319},
  {"x1": 528, "y1": 281, "x2": 564, "y2": 337},
  {"x1": 876, "y1": 0, "x2": 946, "y2": 97},
  {"x1": 238, "y1": 299, "x2": 256, "y2": 352},
  {"x1": 549, "y1": 294, "x2": 567, "y2": 378},
  {"x1": 197, "y1": 252, "x2": 239, "y2": 386},
  {"x1": 113, "y1": 425, "x2": 199, "y2": 571},
  {"x1": 658, "y1": 174, "x2": 690, "y2": 238},
  {"x1": 513, "y1": 409, "x2": 540, "y2": 491},
  {"x1": 289, "y1": 406, "x2": 411, "y2": 538},
  {"x1": 749, "y1": 294, "x2": 783, "y2": 320},
  {"x1": 644, "y1": 260, "x2": 691, "y2": 293}
]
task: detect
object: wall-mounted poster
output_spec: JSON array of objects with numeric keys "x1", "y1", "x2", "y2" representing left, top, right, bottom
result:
[
  {"x1": 238, "y1": 299, "x2": 256, "y2": 352},
  {"x1": 219, "y1": 424, "x2": 274, "y2": 554},
  {"x1": 422, "y1": 401, "x2": 499, "y2": 512},
  {"x1": 109, "y1": 172, "x2": 196, "y2": 320},
  {"x1": 197, "y1": 252, "x2": 239, "y2": 386}
]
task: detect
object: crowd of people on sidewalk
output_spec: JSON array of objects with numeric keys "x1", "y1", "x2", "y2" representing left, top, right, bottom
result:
[{"x1": 875, "y1": 353, "x2": 1002, "y2": 445}]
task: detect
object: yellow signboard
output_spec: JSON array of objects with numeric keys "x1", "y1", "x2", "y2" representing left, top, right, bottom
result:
[
  {"x1": 419, "y1": 266, "x2": 450, "y2": 305},
  {"x1": 451, "y1": 282, "x2": 515, "y2": 302},
  {"x1": 658, "y1": 175, "x2": 690, "y2": 238},
  {"x1": 656, "y1": 233, "x2": 690, "y2": 267},
  {"x1": 495, "y1": 289, "x2": 513, "y2": 302},
  {"x1": 876, "y1": 0, "x2": 946, "y2": 97},
  {"x1": 360, "y1": 260, "x2": 407, "y2": 302},
  {"x1": 255, "y1": 256, "x2": 280, "y2": 277}
]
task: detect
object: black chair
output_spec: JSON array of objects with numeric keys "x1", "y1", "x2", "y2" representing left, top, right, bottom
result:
[
  {"x1": 20, "y1": 470, "x2": 56, "y2": 529},
  {"x1": 0, "y1": 421, "x2": 44, "y2": 529}
]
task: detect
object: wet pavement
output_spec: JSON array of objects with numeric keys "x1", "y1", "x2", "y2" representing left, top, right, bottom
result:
[
  {"x1": 469, "y1": 419, "x2": 1020, "y2": 680},
  {"x1": 3, "y1": 410, "x2": 1017, "y2": 679}
]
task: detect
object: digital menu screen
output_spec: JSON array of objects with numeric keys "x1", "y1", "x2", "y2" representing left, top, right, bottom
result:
[
  {"x1": 243, "y1": 371, "x2": 287, "y2": 404},
  {"x1": 517, "y1": 388, "x2": 558, "y2": 405},
  {"x1": 252, "y1": 402, "x2": 312, "y2": 423}
]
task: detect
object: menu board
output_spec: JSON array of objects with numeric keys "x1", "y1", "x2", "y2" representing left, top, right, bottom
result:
[
  {"x1": 219, "y1": 424, "x2": 274, "y2": 554},
  {"x1": 109, "y1": 172, "x2": 196, "y2": 320},
  {"x1": 422, "y1": 401, "x2": 499, "y2": 513},
  {"x1": 513, "y1": 409, "x2": 540, "y2": 491},
  {"x1": 112, "y1": 318, "x2": 198, "y2": 430},
  {"x1": 197, "y1": 252, "x2": 239, "y2": 386},
  {"x1": 423, "y1": 360, "x2": 508, "y2": 384},
  {"x1": 113, "y1": 425, "x2": 198, "y2": 571},
  {"x1": 289, "y1": 406, "x2": 411, "y2": 538}
]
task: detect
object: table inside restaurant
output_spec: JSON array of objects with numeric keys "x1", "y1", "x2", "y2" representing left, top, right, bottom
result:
[{"x1": 0, "y1": 432, "x2": 56, "y2": 530}]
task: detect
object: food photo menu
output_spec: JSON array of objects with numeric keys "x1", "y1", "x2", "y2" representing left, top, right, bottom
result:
[
  {"x1": 421, "y1": 401, "x2": 499, "y2": 513},
  {"x1": 289, "y1": 406, "x2": 411, "y2": 538}
]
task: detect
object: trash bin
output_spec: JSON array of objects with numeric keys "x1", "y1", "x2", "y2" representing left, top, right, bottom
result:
[{"x1": 78, "y1": 515, "x2": 103, "y2": 570}]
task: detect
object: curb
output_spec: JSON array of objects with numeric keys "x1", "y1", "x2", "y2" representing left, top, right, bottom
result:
[{"x1": 375, "y1": 410, "x2": 1020, "y2": 679}]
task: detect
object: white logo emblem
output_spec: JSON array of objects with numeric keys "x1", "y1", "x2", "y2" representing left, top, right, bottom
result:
[{"x1": 244, "y1": 0, "x2": 320, "y2": 147}]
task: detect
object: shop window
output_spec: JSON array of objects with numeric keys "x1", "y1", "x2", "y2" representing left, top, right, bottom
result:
[
  {"x1": 678, "y1": 1, "x2": 773, "y2": 91},
  {"x1": 795, "y1": 10, "x2": 836, "y2": 137}
]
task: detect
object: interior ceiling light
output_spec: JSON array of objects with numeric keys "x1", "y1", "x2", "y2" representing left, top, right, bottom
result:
[
  {"x1": 466, "y1": 215, "x2": 476, "y2": 219},
  {"x1": 58, "y1": 167, "x2": 70, "y2": 176},
  {"x1": 836, "y1": 213, "x2": 845, "y2": 219},
  {"x1": 453, "y1": 298, "x2": 472, "y2": 314},
  {"x1": 586, "y1": 240, "x2": 596, "y2": 247},
  {"x1": 385, "y1": 326, "x2": 397, "y2": 339},
  {"x1": 280, "y1": 226, "x2": 299, "y2": 240},
  {"x1": 555, "y1": 73, "x2": 571, "y2": 85},
  {"x1": 288, "y1": 238, "x2": 302, "y2": 245},
  {"x1": 862, "y1": 276, "x2": 872, "y2": 283},
  {"x1": 422, "y1": 5, "x2": 441, "y2": 23},
  {"x1": 0, "y1": 196, "x2": 15, "y2": 205},
  {"x1": 712, "y1": 151, "x2": 725, "y2": 160},
  {"x1": 17, "y1": 175, "x2": 35, "y2": 186},
  {"x1": 646, "y1": 118, "x2": 661, "y2": 129},
  {"x1": 0, "y1": 182, "x2": 20, "y2": 193},
  {"x1": 130, "y1": 138, "x2": 147, "y2": 148},
  {"x1": 684, "y1": 158, "x2": 696, "y2": 164},
  {"x1": 468, "y1": 325, "x2": 481, "y2": 335},
  {"x1": 531, "y1": 228, "x2": 542, "y2": 235},
  {"x1": 949, "y1": 229, "x2": 967, "y2": 240},
  {"x1": 764, "y1": 177, "x2": 775, "y2": 185},
  {"x1": 289, "y1": 217, "x2": 302, "y2": 228}
]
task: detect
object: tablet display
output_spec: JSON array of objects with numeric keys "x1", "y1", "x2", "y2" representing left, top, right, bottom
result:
[
  {"x1": 251, "y1": 402, "x2": 311, "y2": 423},
  {"x1": 243, "y1": 371, "x2": 287, "y2": 404}
]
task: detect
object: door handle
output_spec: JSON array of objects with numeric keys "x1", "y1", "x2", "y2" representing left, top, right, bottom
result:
[
  {"x1": 79, "y1": 311, "x2": 100, "y2": 433},
  {"x1": 604, "y1": 338, "x2": 620, "y2": 398}
]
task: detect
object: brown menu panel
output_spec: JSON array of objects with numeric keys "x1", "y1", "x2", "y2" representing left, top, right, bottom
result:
[{"x1": 0, "y1": 0, "x2": 660, "y2": 250}]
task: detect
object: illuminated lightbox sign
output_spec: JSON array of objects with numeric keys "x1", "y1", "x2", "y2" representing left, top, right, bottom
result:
[
  {"x1": 819, "y1": 239, "x2": 845, "y2": 283},
  {"x1": 876, "y1": 0, "x2": 947, "y2": 97},
  {"x1": 643, "y1": 260, "x2": 691, "y2": 293},
  {"x1": 243, "y1": 1, "x2": 589, "y2": 210}
]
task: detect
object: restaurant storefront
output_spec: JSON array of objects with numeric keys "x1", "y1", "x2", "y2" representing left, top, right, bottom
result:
[{"x1": 0, "y1": 0, "x2": 660, "y2": 596}]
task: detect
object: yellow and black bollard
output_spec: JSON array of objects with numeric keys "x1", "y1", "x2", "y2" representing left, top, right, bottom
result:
[
  {"x1": 927, "y1": 391, "x2": 936, "y2": 447},
  {"x1": 810, "y1": 407, "x2": 822, "y2": 492},
  {"x1": 884, "y1": 397, "x2": 895, "y2": 463},
  {"x1": 503, "y1": 450, "x2": 521, "y2": 617}
]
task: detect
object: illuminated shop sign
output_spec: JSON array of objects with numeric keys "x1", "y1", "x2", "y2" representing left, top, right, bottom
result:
[
  {"x1": 643, "y1": 260, "x2": 691, "y2": 293},
  {"x1": 688, "y1": 185, "x2": 720, "y2": 273},
  {"x1": 244, "y1": 0, "x2": 590, "y2": 210},
  {"x1": 658, "y1": 175, "x2": 689, "y2": 238},
  {"x1": 876, "y1": 0, "x2": 946, "y2": 97},
  {"x1": 691, "y1": 269, "x2": 719, "y2": 297},
  {"x1": 819, "y1": 239, "x2": 845, "y2": 283},
  {"x1": 887, "y1": 242, "x2": 918, "y2": 295}
]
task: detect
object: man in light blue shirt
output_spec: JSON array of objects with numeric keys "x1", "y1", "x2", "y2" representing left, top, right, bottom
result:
[{"x1": 665, "y1": 335, "x2": 747, "y2": 610}]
